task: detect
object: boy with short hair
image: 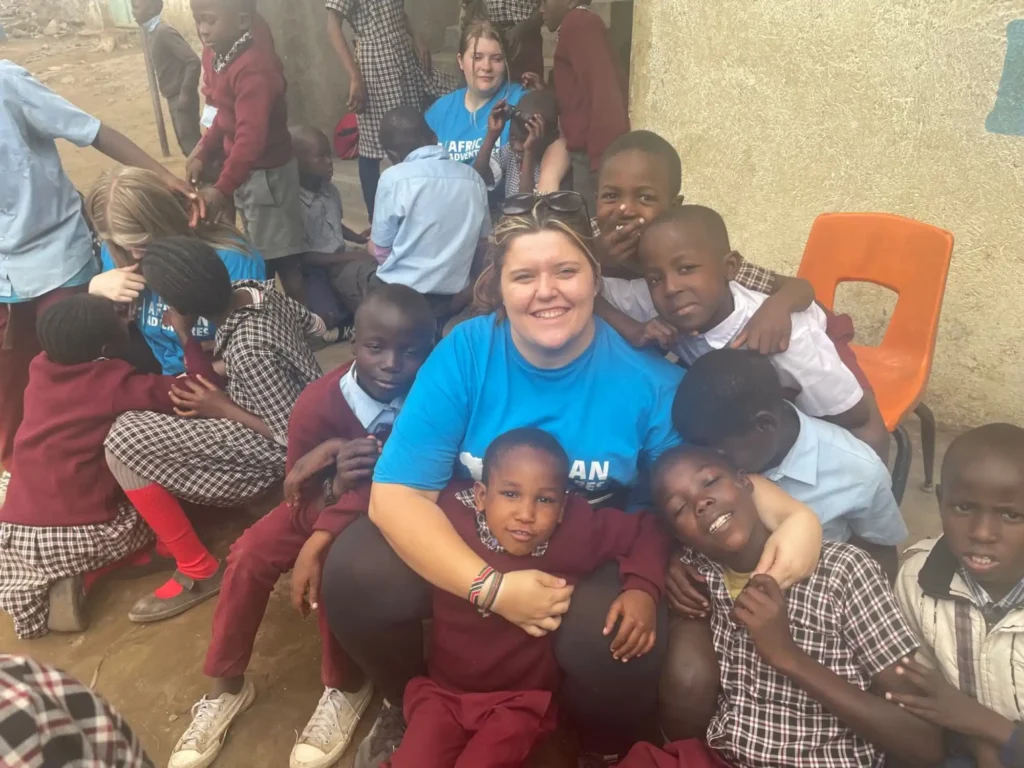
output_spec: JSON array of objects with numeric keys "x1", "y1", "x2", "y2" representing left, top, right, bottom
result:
[
  {"x1": 390, "y1": 427, "x2": 667, "y2": 767},
  {"x1": 633, "y1": 205, "x2": 889, "y2": 458},
  {"x1": 893, "y1": 423, "x2": 1024, "y2": 768},
  {"x1": 167, "y1": 284, "x2": 437, "y2": 768},
  {"x1": 133, "y1": 0, "x2": 202, "y2": 156},
  {"x1": 672, "y1": 348, "x2": 906, "y2": 580},
  {"x1": 620, "y1": 447, "x2": 944, "y2": 768},
  {"x1": 186, "y1": 0, "x2": 307, "y2": 302},
  {"x1": 541, "y1": 0, "x2": 629, "y2": 212}
]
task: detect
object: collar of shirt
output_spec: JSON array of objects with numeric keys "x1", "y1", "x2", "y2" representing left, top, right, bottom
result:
[
  {"x1": 142, "y1": 14, "x2": 162, "y2": 34},
  {"x1": 337, "y1": 365, "x2": 406, "y2": 432},
  {"x1": 474, "y1": 509, "x2": 549, "y2": 557},
  {"x1": 701, "y1": 282, "x2": 755, "y2": 349},
  {"x1": 763, "y1": 405, "x2": 819, "y2": 487},
  {"x1": 405, "y1": 145, "x2": 450, "y2": 164},
  {"x1": 298, "y1": 185, "x2": 321, "y2": 208},
  {"x1": 958, "y1": 567, "x2": 1024, "y2": 614}
]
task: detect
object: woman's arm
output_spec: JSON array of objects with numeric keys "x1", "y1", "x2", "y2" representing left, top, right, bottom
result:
[
  {"x1": 749, "y1": 474, "x2": 822, "y2": 588},
  {"x1": 370, "y1": 483, "x2": 575, "y2": 636},
  {"x1": 536, "y1": 138, "x2": 570, "y2": 194}
]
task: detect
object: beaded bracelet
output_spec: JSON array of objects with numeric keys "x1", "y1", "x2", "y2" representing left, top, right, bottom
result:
[{"x1": 469, "y1": 565, "x2": 503, "y2": 616}]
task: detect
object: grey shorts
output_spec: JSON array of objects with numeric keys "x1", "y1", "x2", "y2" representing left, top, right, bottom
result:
[{"x1": 234, "y1": 158, "x2": 306, "y2": 261}]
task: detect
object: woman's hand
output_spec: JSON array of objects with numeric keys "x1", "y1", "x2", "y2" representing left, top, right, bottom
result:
[
  {"x1": 604, "y1": 588, "x2": 657, "y2": 661},
  {"x1": 347, "y1": 75, "x2": 368, "y2": 113},
  {"x1": 90, "y1": 265, "x2": 147, "y2": 303},
  {"x1": 291, "y1": 530, "x2": 335, "y2": 617},
  {"x1": 491, "y1": 569, "x2": 575, "y2": 637},
  {"x1": 487, "y1": 99, "x2": 509, "y2": 138},
  {"x1": 284, "y1": 439, "x2": 348, "y2": 506},
  {"x1": 665, "y1": 557, "x2": 709, "y2": 618},
  {"x1": 169, "y1": 374, "x2": 234, "y2": 419},
  {"x1": 731, "y1": 293, "x2": 794, "y2": 354},
  {"x1": 750, "y1": 475, "x2": 822, "y2": 589}
]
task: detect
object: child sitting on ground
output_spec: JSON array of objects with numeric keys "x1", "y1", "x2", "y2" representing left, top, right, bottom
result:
[
  {"x1": 475, "y1": 89, "x2": 570, "y2": 197},
  {"x1": 630, "y1": 205, "x2": 889, "y2": 458},
  {"x1": 893, "y1": 423, "x2": 1024, "y2": 768},
  {"x1": 168, "y1": 285, "x2": 435, "y2": 768},
  {"x1": 618, "y1": 447, "x2": 943, "y2": 768},
  {"x1": 672, "y1": 349, "x2": 906, "y2": 580},
  {"x1": 133, "y1": 0, "x2": 202, "y2": 156},
  {"x1": 291, "y1": 124, "x2": 371, "y2": 334},
  {"x1": 0, "y1": 295, "x2": 217, "y2": 638},
  {"x1": 103, "y1": 237, "x2": 323, "y2": 625},
  {"x1": 388, "y1": 427, "x2": 668, "y2": 767},
  {"x1": 186, "y1": 0, "x2": 307, "y2": 302}
]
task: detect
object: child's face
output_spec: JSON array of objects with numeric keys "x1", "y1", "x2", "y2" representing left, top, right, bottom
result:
[
  {"x1": 712, "y1": 414, "x2": 783, "y2": 476},
  {"x1": 474, "y1": 446, "x2": 568, "y2": 556},
  {"x1": 597, "y1": 149, "x2": 675, "y2": 237},
  {"x1": 639, "y1": 221, "x2": 738, "y2": 334},
  {"x1": 352, "y1": 303, "x2": 434, "y2": 404},
  {"x1": 296, "y1": 134, "x2": 334, "y2": 183},
  {"x1": 191, "y1": 0, "x2": 249, "y2": 55},
  {"x1": 654, "y1": 453, "x2": 762, "y2": 566},
  {"x1": 541, "y1": 0, "x2": 575, "y2": 33},
  {"x1": 132, "y1": 0, "x2": 161, "y2": 25},
  {"x1": 940, "y1": 451, "x2": 1024, "y2": 598}
]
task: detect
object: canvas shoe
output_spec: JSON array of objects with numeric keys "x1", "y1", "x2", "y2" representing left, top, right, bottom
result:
[
  {"x1": 168, "y1": 679, "x2": 256, "y2": 768},
  {"x1": 289, "y1": 680, "x2": 374, "y2": 768}
]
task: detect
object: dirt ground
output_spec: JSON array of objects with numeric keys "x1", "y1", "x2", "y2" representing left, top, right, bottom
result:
[{"x1": 1, "y1": 34, "x2": 952, "y2": 768}]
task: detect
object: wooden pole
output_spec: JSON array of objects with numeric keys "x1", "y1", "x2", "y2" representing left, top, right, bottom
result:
[{"x1": 140, "y1": 26, "x2": 171, "y2": 157}]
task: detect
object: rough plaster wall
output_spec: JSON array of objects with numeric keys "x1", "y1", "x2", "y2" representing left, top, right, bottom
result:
[{"x1": 632, "y1": 0, "x2": 1024, "y2": 427}]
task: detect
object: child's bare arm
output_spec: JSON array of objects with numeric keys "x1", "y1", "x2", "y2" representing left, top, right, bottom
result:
[
  {"x1": 473, "y1": 102, "x2": 508, "y2": 188},
  {"x1": 732, "y1": 273, "x2": 815, "y2": 355},
  {"x1": 342, "y1": 224, "x2": 369, "y2": 244},
  {"x1": 92, "y1": 124, "x2": 194, "y2": 201},
  {"x1": 326, "y1": 11, "x2": 366, "y2": 112}
]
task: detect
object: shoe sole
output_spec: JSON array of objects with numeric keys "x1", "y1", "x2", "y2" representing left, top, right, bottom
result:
[
  {"x1": 169, "y1": 681, "x2": 256, "y2": 768},
  {"x1": 128, "y1": 580, "x2": 223, "y2": 624},
  {"x1": 289, "y1": 686, "x2": 375, "y2": 768},
  {"x1": 47, "y1": 577, "x2": 87, "y2": 633}
]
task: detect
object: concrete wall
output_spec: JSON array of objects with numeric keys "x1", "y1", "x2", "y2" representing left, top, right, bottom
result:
[{"x1": 631, "y1": 0, "x2": 1024, "y2": 427}]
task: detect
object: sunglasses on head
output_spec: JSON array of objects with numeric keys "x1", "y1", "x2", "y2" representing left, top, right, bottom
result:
[{"x1": 501, "y1": 191, "x2": 589, "y2": 219}]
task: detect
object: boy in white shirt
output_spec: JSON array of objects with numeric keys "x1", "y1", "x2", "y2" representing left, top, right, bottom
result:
[{"x1": 617, "y1": 204, "x2": 888, "y2": 459}]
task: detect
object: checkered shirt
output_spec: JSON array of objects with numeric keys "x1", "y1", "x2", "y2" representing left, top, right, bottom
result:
[
  {"x1": 0, "y1": 654, "x2": 153, "y2": 767},
  {"x1": 325, "y1": 0, "x2": 458, "y2": 159},
  {"x1": 681, "y1": 541, "x2": 920, "y2": 768},
  {"x1": 498, "y1": 143, "x2": 541, "y2": 197},
  {"x1": 300, "y1": 184, "x2": 348, "y2": 255},
  {"x1": 484, "y1": 0, "x2": 541, "y2": 24},
  {"x1": 959, "y1": 568, "x2": 1024, "y2": 623}
]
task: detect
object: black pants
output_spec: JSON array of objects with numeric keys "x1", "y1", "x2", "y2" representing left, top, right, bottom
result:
[
  {"x1": 321, "y1": 514, "x2": 668, "y2": 754},
  {"x1": 358, "y1": 157, "x2": 381, "y2": 219}
]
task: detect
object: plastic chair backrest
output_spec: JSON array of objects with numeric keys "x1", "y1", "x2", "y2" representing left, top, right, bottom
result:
[{"x1": 797, "y1": 212, "x2": 953, "y2": 367}]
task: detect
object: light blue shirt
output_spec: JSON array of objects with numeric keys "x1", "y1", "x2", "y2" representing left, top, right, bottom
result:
[
  {"x1": 372, "y1": 145, "x2": 490, "y2": 295},
  {"x1": 374, "y1": 315, "x2": 684, "y2": 511},
  {"x1": 765, "y1": 405, "x2": 908, "y2": 546},
  {"x1": 0, "y1": 61, "x2": 102, "y2": 302},
  {"x1": 338, "y1": 365, "x2": 405, "y2": 435}
]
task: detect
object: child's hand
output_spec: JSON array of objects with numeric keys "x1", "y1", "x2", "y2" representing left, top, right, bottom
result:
[
  {"x1": 604, "y1": 589, "x2": 657, "y2": 661},
  {"x1": 522, "y1": 114, "x2": 546, "y2": 154},
  {"x1": 198, "y1": 186, "x2": 229, "y2": 222},
  {"x1": 161, "y1": 307, "x2": 196, "y2": 343},
  {"x1": 290, "y1": 530, "x2": 335, "y2": 617},
  {"x1": 629, "y1": 318, "x2": 677, "y2": 351},
  {"x1": 185, "y1": 155, "x2": 204, "y2": 187},
  {"x1": 521, "y1": 72, "x2": 544, "y2": 91},
  {"x1": 487, "y1": 99, "x2": 510, "y2": 137},
  {"x1": 733, "y1": 575, "x2": 799, "y2": 669},
  {"x1": 731, "y1": 294, "x2": 794, "y2": 355},
  {"x1": 347, "y1": 76, "x2": 368, "y2": 113},
  {"x1": 665, "y1": 557, "x2": 710, "y2": 618},
  {"x1": 332, "y1": 436, "x2": 383, "y2": 497},
  {"x1": 598, "y1": 206, "x2": 645, "y2": 270},
  {"x1": 284, "y1": 439, "x2": 348, "y2": 506},
  {"x1": 169, "y1": 375, "x2": 233, "y2": 419}
]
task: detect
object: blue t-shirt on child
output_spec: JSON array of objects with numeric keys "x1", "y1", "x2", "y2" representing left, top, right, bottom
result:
[
  {"x1": 99, "y1": 243, "x2": 266, "y2": 375},
  {"x1": 426, "y1": 83, "x2": 526, "y2": 165},
  {"x1": 374, "y1": 314, "x2": 684, "y2": 511}
]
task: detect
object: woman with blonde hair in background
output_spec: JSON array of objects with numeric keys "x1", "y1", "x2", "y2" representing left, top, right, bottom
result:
[{"x1": 86, "y1": 167, "x2": 266, "y2": 375}]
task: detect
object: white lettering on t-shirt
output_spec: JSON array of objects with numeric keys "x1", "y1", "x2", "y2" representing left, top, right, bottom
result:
[{"x1": 462, "y1": 452, "x2": 612, "y2": 492}]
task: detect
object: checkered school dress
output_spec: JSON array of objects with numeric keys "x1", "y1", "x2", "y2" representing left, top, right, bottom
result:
[
  {"x1": 325, "y1": 0, "x2": 458, "y2": 160},
  {"x1": 0, "y1": 503, "x2": 153, "y2": 639},
  {"x1": 0, "y1": 654, "x2": 153, "y2": 767},
  {"x1": 104, "y1": 281, "x2": 323, "y2": 507}
]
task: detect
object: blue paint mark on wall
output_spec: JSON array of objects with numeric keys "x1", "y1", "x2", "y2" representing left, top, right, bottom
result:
[{"x1": 987, "y1": 20, "x2": 1024, "y2": 136}]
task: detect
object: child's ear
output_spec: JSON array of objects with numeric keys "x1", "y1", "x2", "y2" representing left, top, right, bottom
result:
[
  {"x1": 735, "y1": 470, "x2": 754, "y2": 493},
  {"x1": 472, "y1": 481, "x2": 487, "y2": 511},
  {"x1": 723, "y1": 250, "x2": 741, "y2": 281},
  {"x1": 673, "y1": 194, "x2": 685, "y2": 206},
  {"x1": 754, "y1": 410, "x2": 778, "y2": 434}
]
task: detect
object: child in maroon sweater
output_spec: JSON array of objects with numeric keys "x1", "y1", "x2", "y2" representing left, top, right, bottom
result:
[
  {"x1": 389, "y1": 427, "x2": 668, "y2": 768},
  {"x1": 187, "y1": 0, "x2": 307, "y2": 302},
  {"x1": 167, "y1": 284, "x2": 436, "y2": 768},
  {"x1": 0, "y1": 295, "x2": 216, "y2": 639}
]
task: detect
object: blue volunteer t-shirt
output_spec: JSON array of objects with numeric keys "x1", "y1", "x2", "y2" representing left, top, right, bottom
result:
[
  {"x1": 374, "y1": 314, "x2": 684, "y2": 510},
  {"x1": 99, "y1": 242, "x2": 266, "y2": 375},
  {"x1": 425, "y1": 83, "x2": 526, "y2": 165}
]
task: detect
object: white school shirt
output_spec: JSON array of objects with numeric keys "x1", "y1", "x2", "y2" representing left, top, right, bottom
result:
[{"x1": 601, "y1": 279, "x2": 864, "y2": 418}]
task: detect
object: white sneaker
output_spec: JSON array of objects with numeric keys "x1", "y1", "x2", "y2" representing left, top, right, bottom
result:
[
  {"x1": 168, "y1": 680, "x2": 256, "y2": 768},
  {"x1": 290, "y1": 680, "x2": 374, "y2": 768},
  {"x1": 0, "y1": 470, "x2": 9, "y2": 507}
]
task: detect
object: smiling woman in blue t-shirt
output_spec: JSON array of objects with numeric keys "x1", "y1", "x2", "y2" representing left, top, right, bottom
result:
[
  {"x1": 320, "y1": 194, "x2": 824, "y2": 763},
  {"x1": 85, "y1": 167, "x2": 265, "y2": 375},
  {"x1": 426, "y1": 20, "x2": 568, "y2": 195}
]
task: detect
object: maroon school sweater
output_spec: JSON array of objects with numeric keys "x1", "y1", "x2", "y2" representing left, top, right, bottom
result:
[
  {"x1": 429, "y1": 485, "x2": 669, "y2": 694},
  {"x1": 284, "y1": 361, "x2": 386, "y2": 537},
  {"x1": 1, "y1": 340, "x2": 212, "y2": 528},
  {"x1": 197, "y1": 14, "x2": 292, "y2": 197}
]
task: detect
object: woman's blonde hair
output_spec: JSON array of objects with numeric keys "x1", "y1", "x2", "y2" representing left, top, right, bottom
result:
[
  {"x1": 85, "y1": 167, "x2": 251, "y2": 267},
  {"x1": 472, "y1": 204, "x2": 600, "y2": 320},
  {"x1": 459, "y1": 19, "x2": 508, "y2": 63}
]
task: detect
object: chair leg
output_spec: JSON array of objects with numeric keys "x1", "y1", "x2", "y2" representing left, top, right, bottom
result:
[
  {"x1": 891, "y1": 425, "x2": 912, "y2": 506},
  {"x1": 915, "y1": 402, "x2": 936, "y2": 493}
]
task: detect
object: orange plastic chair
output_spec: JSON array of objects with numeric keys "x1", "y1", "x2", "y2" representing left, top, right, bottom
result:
[{"x1": 797, "y1": 213, "x2": 954, "y2": 503}]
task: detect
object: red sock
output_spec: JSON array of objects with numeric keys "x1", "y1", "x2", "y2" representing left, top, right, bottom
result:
[{"x1": 126, "y1": 484, "x2": 218, "y2": 598}]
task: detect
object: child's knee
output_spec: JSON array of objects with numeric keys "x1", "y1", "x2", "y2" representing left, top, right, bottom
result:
[{"x1": 658, "y1": 617, "x2": 720, "y2": 741}]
